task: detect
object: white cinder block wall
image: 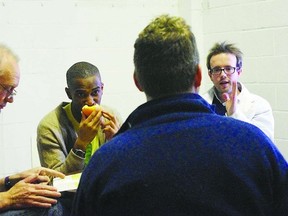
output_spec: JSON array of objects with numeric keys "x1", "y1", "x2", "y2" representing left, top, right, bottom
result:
[
  {"x1": 0, "y1": 0, "x2": 287, "y2": 177},
  {"x1": 0, "y1": 0, "x2": 182, "y2": 177}
]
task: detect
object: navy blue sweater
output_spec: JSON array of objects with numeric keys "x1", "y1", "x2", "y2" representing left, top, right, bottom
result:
[{"x1": 72, "y1": 93, "x2": 288, "y2": 216}]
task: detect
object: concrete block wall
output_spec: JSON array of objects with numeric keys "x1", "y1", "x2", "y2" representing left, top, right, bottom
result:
[
  {"x1": 200, "y1": 0, "x2": 288, "y2": 160},
  {"x1": 0, "y1": 0, "x2": 287, "y2": 177},
  {"x1": 0, "y1": 0, "x2": 181, "y2": 177}
]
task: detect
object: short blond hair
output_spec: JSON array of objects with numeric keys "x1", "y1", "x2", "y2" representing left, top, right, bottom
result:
[{"x1": 134, "y1": 14, "x2": 199, "y2": 99}]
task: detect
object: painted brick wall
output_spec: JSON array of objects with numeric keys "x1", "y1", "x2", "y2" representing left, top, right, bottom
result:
[
  {"x1": 0, "y1": 0, "x2": 180, "y2": 177},
  {"x1": 0, "y1": 0, "x2": 287, "y2": 177}
]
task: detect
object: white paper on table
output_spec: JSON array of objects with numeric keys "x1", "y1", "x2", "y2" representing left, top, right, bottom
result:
[{"x1": 53, "y1": 172, "x2": 82, "y2": 192}]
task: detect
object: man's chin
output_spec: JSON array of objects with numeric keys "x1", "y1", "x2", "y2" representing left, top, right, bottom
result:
[
  {"x1": 216, "y1": 88, "x2": 229, "y2": 95},
  {"x1": 219, "y1": 86, "x2": 232, "y2": 94}
]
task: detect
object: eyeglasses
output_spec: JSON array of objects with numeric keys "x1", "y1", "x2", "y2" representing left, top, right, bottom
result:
[
  {"x1": 0, "y1": 83, "x2": 17, "y2": 99},
  {"x1": 209, "y1": 66, "x2": 238, "y2": 76}
]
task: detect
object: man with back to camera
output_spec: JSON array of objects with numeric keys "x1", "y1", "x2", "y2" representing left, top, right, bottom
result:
[
  {"x1": 202, "y1": 42, "x2": 274, "y2": 141},
  {"x1": 0, "y1": 43, "x2": 66, "y2": 215},
  {"x1": 71, "y1": 15, "x2": 288, "y2": 216}
]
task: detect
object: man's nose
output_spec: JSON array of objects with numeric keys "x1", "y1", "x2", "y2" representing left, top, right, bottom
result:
[
  {"x1": 219, "y1": 69, "x2": 227, "y2": 77},
  {"x1": 5, "y1": 96, "x2": 14, "y2": 103},
  {"x1": 86, "y1": 95, "x2": 95, "y2": 105}
]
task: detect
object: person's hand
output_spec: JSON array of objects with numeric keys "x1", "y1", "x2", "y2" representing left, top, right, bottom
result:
[
  {"x1": 14, "y1": 167, "x2": 65, "y2": 183},
  {"x1": 222, "y1": 81, "x2": 237, "y2": 116},
  {"x1": 76, "y1": 109, "x2": 103, "y2": 150},
  {"x1": 2, "y1": 174, "x2": 62, "y2": 210},
  {"x1": 101, "y1": 111, "x2": 120, "y2": 141}
]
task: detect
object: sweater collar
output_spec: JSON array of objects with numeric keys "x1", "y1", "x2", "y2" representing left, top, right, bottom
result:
[{"x1": 116, "y1": 93, "x2": 215, "y2": 135}]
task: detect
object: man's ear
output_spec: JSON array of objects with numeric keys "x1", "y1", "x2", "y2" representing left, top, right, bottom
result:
[
  {"x1": 237, "y1": 67, "x2": 242, "y2": 75},
  {"x1": 194, "y1": 64, "x2": 202, "y2": 89},
  {"x1": 65, "y1": 87, "x2": 72, "y2": 100},
  {"x1": 133, "y1": 71, "x2": 143, "y2": 92},
  {"x1": 208, "y1": 69, "x2": 213, "y2": 81},
  {"x1": 100, "y1": 82, "x2": 104, "y2": 93}
]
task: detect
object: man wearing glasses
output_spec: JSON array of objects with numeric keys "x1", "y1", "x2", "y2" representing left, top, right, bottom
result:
[
  {"x1": 203, "y1": 42, "x2": 274, "y2": 141},
  {"x1": 0, "y1": 44, "x2": 67, "y2": 215},
  {"x1": 0, "y1": 84, "x2": 17, "y2": 104},
  {"x1": 0, "y1": 48, "x2": 18, "y2": 112}
]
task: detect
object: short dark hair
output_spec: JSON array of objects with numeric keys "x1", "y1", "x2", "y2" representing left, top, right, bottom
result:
[
  {"x1": 133, "y1": 14, "x2": 199, "y2": 99},
  {"x1": 66, "y1": 61, "x2": 101, "y2": 88},
  {"x1": 206, "y1": 42, "x2": 243, "y2": 70}
]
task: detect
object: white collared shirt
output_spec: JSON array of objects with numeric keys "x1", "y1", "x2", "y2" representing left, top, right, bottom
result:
[{"x1": 202, "y1": 82, "x2": 274, "y2": 141}]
